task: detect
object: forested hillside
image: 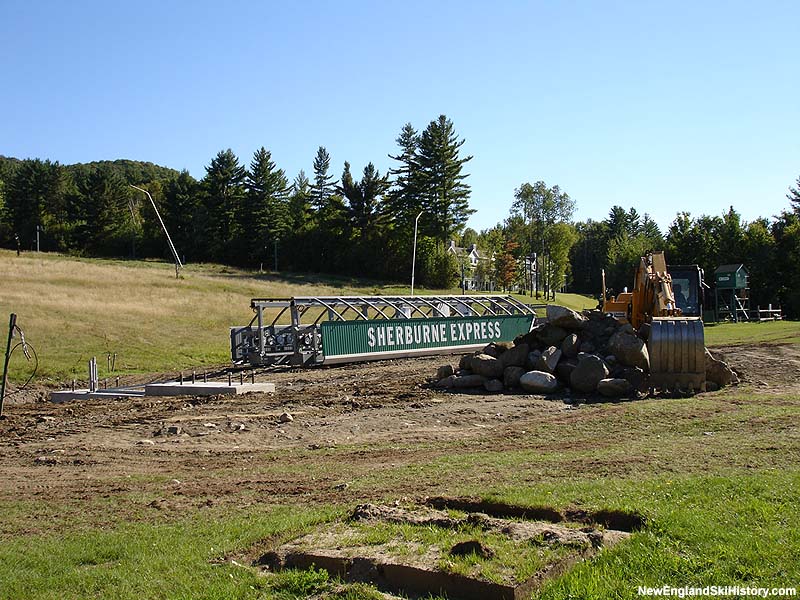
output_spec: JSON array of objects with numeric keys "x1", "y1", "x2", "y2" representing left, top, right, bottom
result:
[{"x1": 2, "y1": 120, "x2": 799, "y2": 316}]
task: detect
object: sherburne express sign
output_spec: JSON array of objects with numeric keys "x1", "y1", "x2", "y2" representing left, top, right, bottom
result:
[{"x1": 320, "y1": 315, "x2": 534, "y2": 362}]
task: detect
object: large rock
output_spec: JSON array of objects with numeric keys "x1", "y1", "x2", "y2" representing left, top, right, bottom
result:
[
  {"x1": 484, "y1": 378, "x2": 504, "y2": 393},
  {"x1": 620, "y1": 366, "x2": 647, "y2": 392},
  {"x1": 437, "y1": 364, "x2": 455, "y2": 380},
  {"x1": 537, "y1": 324, "x2": 569, "y2": 348},
  {"x1": 705, "y1": 349, "x2": 739, "y2": 387},
  {"x1": 500, "y1": 342, "x2": 529, "y2": 369},
  {"x1": 519, "y1": 371, "x2": 559, "y2": 394},
  {"x1": 597, "y1": 378, "x2": 632, "y2": 397},
  {"x1": 561, "y1": 333, "x2": 579, "y2": 358},
  {"x1": 436, "y1": 375, "x2": 455, "y2": 388},
  {"x1": 467, "y1": 353, "x2": 505, "y2": 379},
  {"x1": 483, "y1": 341, "x2": 512, "y2": 358},
  {"x1": 570, "y1": 354, "x2": 609, "y2": 393},
  {"x1": 515, "y1": 323, "x2": 545, "y2": 348},
  {"x1": 608, "y1": 331, "x2": 650, "y2": 371},
  {"x1": 459, "y1": 353, "x2": 474, "y2": 371},
  {"x1": 535, "y1": 346, "x2": 562, "y2": 374},
  {"x1": 555, "y1": 358, "x2": 579, "y2": 383},
  {"x1": 452, "y1": 374, "x2": 488, "y2": 389},
  {"x1": 503, "y1": 366, "x2": 526, "y2": 388},
  {"x1": 546, "y1": 305, "x2": 588, "y2": 330},
  {"x1": 526, "y1": 350, "x2": 542, "y2": 370}
]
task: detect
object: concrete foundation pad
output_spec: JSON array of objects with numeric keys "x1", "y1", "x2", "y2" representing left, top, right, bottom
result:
[
  {"x1": 144, "y1": 382, "x2": 275, "y2": 396},
  {"x1": 50, "y1": 388, "x2": 146, "y2": 403},
  {"x1": 50, "y1": 381, "x2": 275, "y2": 403}
]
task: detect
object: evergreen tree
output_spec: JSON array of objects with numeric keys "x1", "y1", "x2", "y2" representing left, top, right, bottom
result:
[
  {"x1": 309, "y1": 146, "x2": 337, "y2": 211},
  {"x1": 606, "y1": 206, "x2": 642, "y2": 238},
  {"x1": 162, "y1": 170, "x2": 200, "y2": 261},
  {"x1": 4, "y1": 159, "x2": 71, "y2": 251},
  {"x1": 201, "y1": 149, "x2": 246, "y2": 260},
  {"x1": 338, "y1": 161, "x2": 390, "y2": 240},
  {"x1": 288, "y1": 170, "x2": 312, "y2": 231},
  {"x1": 640, "y1": 214, "x2": 663, "y2": 244},
  {"x1": 244, "y1": 147, "x2": 290, "y2": 266},
  {"x1": 415, "y1": 115, "x2": 474, "y2": 240},
  {"x1": 385, "y1": 123, "x2": 421, "y2": 229},
  {"x1": 73, "y1": 165, "x2": 131, "y2": 255},
  {"x1": 787, "y1": 175, "x2": 800, "y2": 213},
  {"x1": 306, "y1": 146, "x2": 345, "y2": 272}
]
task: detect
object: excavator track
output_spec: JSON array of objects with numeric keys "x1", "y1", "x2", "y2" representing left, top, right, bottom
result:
[{"x1": 648, "y1": 317, "x2": 706, "y2": 392}]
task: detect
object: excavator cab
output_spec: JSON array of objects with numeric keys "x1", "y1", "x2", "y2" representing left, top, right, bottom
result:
[
  {"x1": 666, "y1": 264, "x2": 705, "y2": 318},
  {"x1": 602, "y1": 252, "x2": 706, "y2": 393}
]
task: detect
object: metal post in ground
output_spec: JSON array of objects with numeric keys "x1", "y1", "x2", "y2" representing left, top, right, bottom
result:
[
  {"x1": 89, "y1": 357, "x2": 97, "y2": 393},
  {"x1": 0, "y1": 313, "x2": 18, "y2": 418}
]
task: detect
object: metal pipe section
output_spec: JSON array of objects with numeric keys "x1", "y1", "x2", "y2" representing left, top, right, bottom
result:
[{"x1": 130, "y1": 185, "x2": 183, "y2": 277}]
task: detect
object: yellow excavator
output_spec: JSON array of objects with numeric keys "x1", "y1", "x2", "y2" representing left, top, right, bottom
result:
[{"x1": 602, "y1": 251, "x2": 706, "y2": 392}]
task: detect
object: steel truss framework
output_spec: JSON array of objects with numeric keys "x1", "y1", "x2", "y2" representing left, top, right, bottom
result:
[{"x1": 231, "y1": 295, "x2": 541, "y2": 367}]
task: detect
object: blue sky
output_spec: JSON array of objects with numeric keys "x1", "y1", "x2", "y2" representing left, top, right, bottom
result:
[{"x1": 2, "y1": 0, "x2": 798, "y2": 233}]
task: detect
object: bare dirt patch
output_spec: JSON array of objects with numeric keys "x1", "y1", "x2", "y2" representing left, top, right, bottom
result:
[{"x1": 1, "y1": 344, "x2": 798, "y2": 536}]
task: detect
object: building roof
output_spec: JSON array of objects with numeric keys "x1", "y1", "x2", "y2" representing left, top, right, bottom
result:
[
  {"x1": 714, "y1": 264, "x2": 747, "y2": 274},
  {"x1": 447, "y1": 240, "x2": 489, "y2": 261}
]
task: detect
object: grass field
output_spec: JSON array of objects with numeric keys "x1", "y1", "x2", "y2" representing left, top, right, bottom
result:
[{"x1": 0, "y1": 250, "x2": 595, "y2": 383}]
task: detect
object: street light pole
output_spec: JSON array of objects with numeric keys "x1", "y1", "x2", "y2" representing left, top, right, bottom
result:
[{"x1": 411, "y1": 210, "x2": 423, "y2": 295}]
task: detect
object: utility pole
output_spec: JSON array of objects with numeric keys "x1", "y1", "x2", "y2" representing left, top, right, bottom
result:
[
  {"x1": 410, "y1": 210, "x2": 423, "y2": 295},
  {"x1": 36, "y1": 225, "x2": 41, "y2": 252}
]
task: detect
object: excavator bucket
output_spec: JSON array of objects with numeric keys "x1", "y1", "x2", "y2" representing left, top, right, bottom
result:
[{"x1": 648, "y1": 317, "x2": 706, "y2": 393}]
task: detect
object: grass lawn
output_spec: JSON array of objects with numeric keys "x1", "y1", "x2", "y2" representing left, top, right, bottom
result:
[
  {"x1": 704, "y1": 320, "x2": 800, "y2": 346},
  {"x1": 2, "y1": 471, "x2": 797, "y2": 599}
]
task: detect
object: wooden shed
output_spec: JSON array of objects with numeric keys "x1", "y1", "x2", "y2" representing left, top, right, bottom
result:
[
  {"x1": 714, "y1": 264, "x2": 748, "y2": 290},
  {"x1": 714, "y1": 264, "x2": 749, "y2": 321}
]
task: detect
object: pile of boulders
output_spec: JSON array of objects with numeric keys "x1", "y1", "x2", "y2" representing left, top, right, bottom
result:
[{"x1": 434, "y1": 305, "x2": 738, "y2": 399}]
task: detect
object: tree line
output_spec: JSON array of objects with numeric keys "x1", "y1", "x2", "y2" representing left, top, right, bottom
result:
[
  {"x1": 0, "y1": 114, "x2": 472, "y2": 287},
  {"x1": 2, "y1": 123, "x2": 799, "y2": 316},
  {"x1": 469, "y1": 178, "x2": 800, "y2": 317}
]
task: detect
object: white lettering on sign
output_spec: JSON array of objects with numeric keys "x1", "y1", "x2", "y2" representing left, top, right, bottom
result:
[{"x1": 367, "y1": 320, "x2": 504, "y2": 348}]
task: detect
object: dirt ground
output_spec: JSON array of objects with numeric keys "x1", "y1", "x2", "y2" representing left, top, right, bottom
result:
[{"x1": 1, "y1": 343, "x2": 799, "y2": 536}]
